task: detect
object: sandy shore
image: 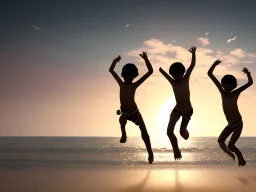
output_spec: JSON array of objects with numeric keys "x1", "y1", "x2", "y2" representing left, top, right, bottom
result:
[{"x1": 0, "y1": 166, "x2": 256, "y2": 192}]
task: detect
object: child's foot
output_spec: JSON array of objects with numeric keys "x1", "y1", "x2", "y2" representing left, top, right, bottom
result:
[
  {"x1": 148, "y1": 152, "x2": 154, "y2": 164},
  {"x1": 174, "y1": 148, "x2": 182, "y2": 160},
  {"x1": 119, "y1": 135, "x2": 127, "y2": 143},
  {"x1": 180, "y1": 130, "x2": 189, "y2": 140},
  {"x1": 238, "y1": 159, "x2": 246, "y2": 167},
  {"x1": 230, "y1": 153, "x2": 236, "y2": 161}
]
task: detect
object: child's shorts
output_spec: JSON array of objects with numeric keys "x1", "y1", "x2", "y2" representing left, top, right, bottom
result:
[
  {"x1": 171, "y1": 107, "x2": 193, "y2": 121},
  {"x1": 120, "y1": 109, "x2": 142, "y2": 125},
  {"x1": 227, "y1": 118, "x2": 243, "y2": 132}
]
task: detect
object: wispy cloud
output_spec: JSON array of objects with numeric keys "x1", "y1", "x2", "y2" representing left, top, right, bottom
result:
[
  {"x1": 32, "y1": 25, "x2": 41, "y2": 30},
  {"x1": 227, "y1": 36, "x2": 236, "y2": 43},
  {"x1": 125, "y1": 24, "x2": 130, "y2": 27},
  {"x1": 197, "y1": 37, "x2": 211, "y2": 46},
  {"x1": 205, "y1": 32, "x2": 209, "y2": 36}
]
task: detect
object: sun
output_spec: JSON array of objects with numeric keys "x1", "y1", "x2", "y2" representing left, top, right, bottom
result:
[
  {"x1": 155, "y1": 96, "x2": 200, "y2": 141},
  {"x1": 156, "y1": 96, "x2": 176, "y2": 128},
  {"x1": 154, "y1": 96, "x2": 176, "y2": 141}
]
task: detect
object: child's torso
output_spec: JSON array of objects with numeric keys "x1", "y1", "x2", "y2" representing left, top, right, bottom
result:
[
  {"x1": 171, "y1": 77, "x2": 192, "y2": 111},
  {"x1": 119, "y1": 83, "x2": 138, "y2": 113},
  {"x1": 221, "y1": 92, "x2": 241, "y2": 124}
]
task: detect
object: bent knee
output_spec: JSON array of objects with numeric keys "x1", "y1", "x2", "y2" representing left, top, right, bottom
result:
[{"x1": 218, "y1": 137, "x2": 224, "y2": 144}]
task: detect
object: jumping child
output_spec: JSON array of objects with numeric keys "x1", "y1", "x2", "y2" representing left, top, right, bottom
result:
[
  {"x1": 109, "y1": 52, "x2": 154, "y2": 164},
  {"x1": 208, "y1": 59, "x2": 253, "y2": 166},
  {"x1": 159, "y1": 46, "x2": 197, "y2": 160}
]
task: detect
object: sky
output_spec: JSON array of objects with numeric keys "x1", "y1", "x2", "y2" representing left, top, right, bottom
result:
[{"x1": 0, "y1": 0, "x2": 256, "y2": 138}]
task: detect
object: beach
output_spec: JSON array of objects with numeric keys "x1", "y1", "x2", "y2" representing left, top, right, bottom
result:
[
  {"x1": 1, "y1": 166, "x2": 256, "y2": 192},
  {"x1": 0, "y1": 137, "x2": 256, "y2": 192}
]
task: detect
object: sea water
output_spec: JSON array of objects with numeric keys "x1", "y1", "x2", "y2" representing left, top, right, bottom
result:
[{"x1": 0, "y1": 137, "x2": 255, "y2": 169}]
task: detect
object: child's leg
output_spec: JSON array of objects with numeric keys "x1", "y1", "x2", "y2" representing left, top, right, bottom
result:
[
  {"x1": 180, "y1": 109, "x2": 193, "y2": 140},
  {"x1": 180, "y1": 118, "x2": 190, "y2": 140},
  {"x1": 218, "y1": 126, "x2": 235, "y2": 160},
  {"x1": 228, "y1": 125, "x2": 246, "y2": 166},
  {"x1": 138, "y1": 117, "x2": 154, "y2": 164},
  {"x1": 119, "y1": 115, "x2": 127, "y2": 143},
  {"x1": 167, "y1": 114, "x2": 181, "y2": 160}
]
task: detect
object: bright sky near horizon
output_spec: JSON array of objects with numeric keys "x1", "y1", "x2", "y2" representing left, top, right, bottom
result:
[{"x1": 0, "y1": 0, "x2": 256, "y2": 137}]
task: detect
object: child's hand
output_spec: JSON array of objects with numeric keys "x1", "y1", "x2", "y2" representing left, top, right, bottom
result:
[
  {"x1": 213, "y1": 59, "x2": 222, "y2": 65},
  {"x1": 139, "y1": 51, "x2": 148, "y2": 60},
  {"x1": 242, "y1": 67, "x2": 250, "y2": 74},
  {"x1": 113, "y1": 55, "x2": 121, "y2": 63},
  {"x1": 189, "y1": 46, "x2": 197, "y2": 53}
]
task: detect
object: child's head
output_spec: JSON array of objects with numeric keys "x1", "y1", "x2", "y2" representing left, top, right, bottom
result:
[
  {"x1": 121, "y1": 63, "x2": 139, "y2": 82},
  {"x1": 221, "y1": 74, "x2": 238, "y2": 92},
  {"x1": 169, "y1": 62, "x2": 186, "y2": 80}
]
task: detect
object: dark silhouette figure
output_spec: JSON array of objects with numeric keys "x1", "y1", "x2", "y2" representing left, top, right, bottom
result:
[
  {"x1": 109, "y1": 52, "x2": 154, "y2": 164},
  {"x1": 208, "y1": 59, "x2": 253, "y2": 166},
  {"x1": 159, "y1": 46, "x2": 197, "y2": 160}
]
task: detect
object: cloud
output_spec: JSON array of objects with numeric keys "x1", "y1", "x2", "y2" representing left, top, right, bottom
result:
[
  {"x1": 247, "y1": 53, "x2": 256, "y2": 59},
  {"x1": 172, "y1": 40, "x2": 176, "y2": 43},
  {"x1": 32, "y1": 25, "x2": 41, "y2": 30},
  {"x1": 230, "y1": 49, "x2": 245, "y2": 58},
  {"x1": 125, "y1": 24, "x2": 130, "y2": 27},
  {"x1": 242, "y1": 60, "x2": 254, "y2": 64},
  {"x1": 197, "y1": 37, "x2": 211, "y2": 46},
  {"x1": 205, "y1": 32, "x2": 209, "y2": 36},
  {"x1": 227, "y1": 36, "x2": 236, "y2": 43},
  {"x1": 127, "y1": 38, "x2": 256, "y2": 81}
]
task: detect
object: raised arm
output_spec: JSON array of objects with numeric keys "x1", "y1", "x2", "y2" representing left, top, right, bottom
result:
[
  {"x1": 234, "y1": 67, "x2": 253, "y2": 94},
  {"x1": 207, "y1": 59, "x2": 224, "y2": 93},
  {"x1": 109, "y1": 55, "x2": 123, "y2": 85},
  {"x1": 159, "y1": 67, "x2": 174, "y2": 84},
  {"x1": 134, "y1": 51, "x2": 153, "y2": 87},
  {"x1": 184, "y1": 46, "x2": 197, "y2": 78}
]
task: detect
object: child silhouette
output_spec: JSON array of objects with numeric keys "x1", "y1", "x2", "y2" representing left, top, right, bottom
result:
[
  {"x1": 159, "y1": 46, "x2": 197, "y2": 160},
  {"x1": 109, "y1": 52, "x2": 154, "y2": 164},
  {"x1": 208, "y1": 59, "x2": 253, "y2": 166}
]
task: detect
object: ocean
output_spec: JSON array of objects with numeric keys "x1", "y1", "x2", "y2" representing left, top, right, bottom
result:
[{"x1": 0, "y1": 137, "x2": 256, "y2": 169}]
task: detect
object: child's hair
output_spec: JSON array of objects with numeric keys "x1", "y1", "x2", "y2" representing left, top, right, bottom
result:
[
  {"x1": 221, "y1": 74, "x2": 238, "y2": 87},
  {"x1": 122, "y1": 63, "x2": 138, "y2": 77},
  {"x1": 169, "y1": 62, "x2": 186, "y2": 74}
]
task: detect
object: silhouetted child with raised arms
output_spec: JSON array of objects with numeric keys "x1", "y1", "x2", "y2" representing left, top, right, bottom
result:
[
  {"x1": 109, "y1": 52, "x2": 154, "y2": 164},
  {"x1": 159, "y1": 46, "x2": 197, "y2": 160},
  {"x1": 208, "y1": 59, "x2": 253, "y2": 166}
]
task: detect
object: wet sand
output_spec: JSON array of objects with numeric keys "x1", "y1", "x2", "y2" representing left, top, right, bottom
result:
[{"x1": 1, "y1": 166, "x2": 256, "y2": 192}]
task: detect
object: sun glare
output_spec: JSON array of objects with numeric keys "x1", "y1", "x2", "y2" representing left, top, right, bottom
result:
[
  {"x1": 156, "y1": 96, "x2": 176, "y2": 129},
  {"x1": 155, "y1": 96, "x2": 200, "y2": 142},
  {"x1": 155, "y1": 96, "x2": 176, "y2": 142}
]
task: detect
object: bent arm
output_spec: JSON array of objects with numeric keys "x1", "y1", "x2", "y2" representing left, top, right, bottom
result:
[
  {"x1": 134, "y1": 58, "x2": 153, "y2": 87},
  {"x1": 159, "y1": 67, "x2": 174, "y2": 84},
  {"x1": 184, "y1": 52, "x2": 196, "y2": 78},
  {"x1": 207, "y1": 64, "x2": 223, "y2": 93},
  {"x1": 109, "y1": 61, "x2": 123, "y2": 85},
  {"x1": 234, "y1": 72, "x2": 253, "y2": 93}
]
